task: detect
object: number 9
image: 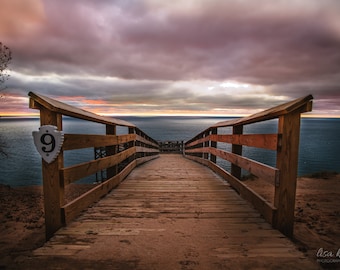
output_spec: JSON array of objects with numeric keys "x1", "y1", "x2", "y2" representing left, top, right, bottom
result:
[{"x1": 40, "y1": 133, "x2": 56, "y2": 153}]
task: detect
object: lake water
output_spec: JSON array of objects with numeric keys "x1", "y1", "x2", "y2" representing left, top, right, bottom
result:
[{"x1": 0, "y1": 116, "x2": 339, "y2": 186}]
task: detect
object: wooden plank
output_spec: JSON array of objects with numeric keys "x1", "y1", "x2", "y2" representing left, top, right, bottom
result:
[
  {"x1": 62, "y1": 160, "x2": 137, "y2": 224},
  {"x1": 135, "y1": 127, "x2": 159, "y2": 146},
  {"x1": 63, "y1": 134, "x2": 136, "y2": 150},
  {"x1": 136, "y1": 146, "x2": 160, "y2": 153},
  {"x1": 136, "y1": 155, "x2": 159, "y2": 166},
  {"x1": 106, "y1": 124, "x2": 118, "y2": 179},
  {"x1": 185, "y1": 135, "x2": 209, "y2": 148},
  {"x1": 61, "y1": 147, "x2": 136, "y2": 185},
  {"x1": 39, "y1": 107, "x2": 64, "y2": 240},
  {"x1": 184, "y1": 95, "x2": 313, "y2": 145},
  {"x1": 184, "y1": 155, "x2": 276, "y2": 225},
  {"x1": 210, "y1": 127, "x2": 217, "y2": 163},
  {"x1": 212, "y1": 95, "x2": 313, "y2": 128},
  {"x1": 274, "y1": 111, "x2": 301, "y2": 237},
  {"x1": 34, "y1": 155, "x2": 312, "y2": 269},
  {"x1": 231, "y1": 125, "x2": 243, "y2": 178},
  {"x1": 29, "y1": 91, "x2": 135, "y2": 127},
  {"x1": 33, "y1": 244, "x2": 91, "y2": 256},
  {"x1": 210, "y1": 159, "x2": 276, "y2": 224},
  {"x1": 136, "y1": 134, "x2": 159, "y2": 149},
  {"x1": 210, "y1": 134, "x2": 278, "y2": 151},
  {"x1": 186, "y1": 134, "x2": 278, "y2": 151},
  {"x1": 186, "y1": 147, "x2": 278, "y2": 183}
]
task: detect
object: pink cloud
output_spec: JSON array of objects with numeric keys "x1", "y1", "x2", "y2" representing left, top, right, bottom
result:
[{"x1": 0, "y1": 0, "x2": 339, "y2": 116}]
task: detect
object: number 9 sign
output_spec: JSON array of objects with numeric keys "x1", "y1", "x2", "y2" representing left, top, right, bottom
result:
[{"x1": 33, "y1": 125, "x2": 64, "y2": 163}]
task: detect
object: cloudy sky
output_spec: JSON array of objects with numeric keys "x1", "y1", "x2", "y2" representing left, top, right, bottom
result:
[{"x1": 1, "y1": 0, "x2": 339, "y2": 117}]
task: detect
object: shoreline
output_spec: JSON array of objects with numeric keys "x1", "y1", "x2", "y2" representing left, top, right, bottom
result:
[{"x1": 1, "y1": 174, "x2": 339, "y2": 268}]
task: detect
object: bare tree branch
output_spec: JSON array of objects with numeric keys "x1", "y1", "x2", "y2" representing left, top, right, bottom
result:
[
  {"x1": 0, "y1": 42, "x2": 12, "y2": 91},
  {"x1": 0, "y1": 42, "x2": 12, "y2": 157}
]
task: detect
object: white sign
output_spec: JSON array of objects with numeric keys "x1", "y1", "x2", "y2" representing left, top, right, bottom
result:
[{"x1": 33, "y1": 125, "x2": 64, "y2": 163}]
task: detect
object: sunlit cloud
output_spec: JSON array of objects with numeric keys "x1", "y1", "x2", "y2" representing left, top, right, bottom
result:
[
  {"x1": 0, "y1": 0, "x2": 339, "y2": 117},
  {"x1": 220, "y1": 81, "x2": 249, "y2": 89}
]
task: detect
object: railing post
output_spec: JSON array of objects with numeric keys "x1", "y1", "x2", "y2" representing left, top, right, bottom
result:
[
  {"x1": 129, "y1": 127, "x2": 136, "y2": 161},
  {"x1": 106, "y1": 124, "x2": 117, "y2": 178},
  {"x1": 274, "y1": 111, "x2": 301, "y2": 237},
  {"x1": 210, "y1": 128, "x2": 217, "y2": 163},
  {"x1": 231, "y1": 125, "x2": 243, "y2": 179},
  {"x1": 40, "y1": 107, "x2": 64, "y2": 240},
  {"x1": 204, "y1": 130, "x2": 210, "y2": 160}
]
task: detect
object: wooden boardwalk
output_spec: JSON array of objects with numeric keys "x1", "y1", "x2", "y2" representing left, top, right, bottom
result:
[{"x1": 29, "y1": 155, "x2": 316, "y2": 269}]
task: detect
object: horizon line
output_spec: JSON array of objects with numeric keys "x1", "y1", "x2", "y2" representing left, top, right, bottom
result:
[{"x1": 1, "y1": 113, "x2": 339, "y2": 119}]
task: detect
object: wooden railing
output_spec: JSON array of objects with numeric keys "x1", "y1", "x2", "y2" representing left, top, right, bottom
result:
[
  {"x1": 184, "y1": 95, "x2": 313, "y2": 237},
  {"x1": 158, "y1": 141, "x2": 184, "y2": 153},
  {"x1": 29, "y1": 92, "x2": 159, "y2": 239}
]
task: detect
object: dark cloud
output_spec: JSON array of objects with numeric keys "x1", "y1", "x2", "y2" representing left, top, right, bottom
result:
[{"x1": 1, "y1": 0, "x2": 340, "y2": 116}]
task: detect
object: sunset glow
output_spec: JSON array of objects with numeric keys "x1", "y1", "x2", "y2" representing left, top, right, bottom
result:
[{"x1": 1, "y1": 0, "x2": 339, "y2": 117}]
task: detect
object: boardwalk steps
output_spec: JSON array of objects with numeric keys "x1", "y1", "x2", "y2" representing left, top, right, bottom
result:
[{"x1": 30, "y1": 155, "x2": 316, "y2": 269}]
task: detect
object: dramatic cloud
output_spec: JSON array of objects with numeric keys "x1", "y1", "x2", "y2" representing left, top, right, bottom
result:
[{"x1": 1, "y1": 0, "x2": 339, "y2": 116}]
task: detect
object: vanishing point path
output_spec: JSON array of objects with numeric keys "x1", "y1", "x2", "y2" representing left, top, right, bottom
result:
[{"x1": 22, "y1": 155, "x2": 315, "y2": 269}]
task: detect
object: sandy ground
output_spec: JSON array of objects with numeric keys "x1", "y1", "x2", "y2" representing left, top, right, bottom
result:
[
  {"x1": 244, "y1": 172, "x2": 340, "y2": 269},
  {"x1": 0, "y1": 173, "x2": 339, "y2": 269}
]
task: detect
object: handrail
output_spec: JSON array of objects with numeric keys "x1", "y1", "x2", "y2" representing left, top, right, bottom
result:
[
  {"x1": 184, "y1": 95, "x2": 313, "y2": 237},
  {"x1": 28, "y1": 92, "x2": 159, "y2": 240},
  {"x1": 159, "y1": 141, "x2": 184, "y2": 153},
  {"x1": 29, "y1": 92, "x2": 135, "y2": 127}
]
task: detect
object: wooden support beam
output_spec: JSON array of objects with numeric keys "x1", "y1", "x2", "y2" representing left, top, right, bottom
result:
[
  {"x1": 106, "y1": 124, "x2": 117, "y2": 179},
  {"x1": 129, "y1": 127, "x2": 136, "y2": 162},
  {"x1": 209, "y1": 134, "x2": 279, "y2": 151},
  {"x1": 274, "y1": 111, "x2": 301, "y2": 237},
  {"x1": 39, "y1": 107, "x2": 64, "y2": 240},
  {"x1": 61, "y1": 147, "x2": 136, "y2": 185},
  {"x1": 63, "y1": 134, "x2": 135, "y2": 150},
  {"x1": 210, "y1": 128, "x2": 217, "y2": 163},
  {"x1": 231, "y1": 125, "x2": 243, "y2": 179},
  {"x1": 62, "y1": 160, "x2": 137, "y2": 224},
  {"x1": 203, "y1": 130, "x2": 210, "y2": 160}
]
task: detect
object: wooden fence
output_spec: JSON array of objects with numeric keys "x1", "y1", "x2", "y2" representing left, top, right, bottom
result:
[
  {"x1": 184, "y1": 95, "x2": 313, "y2": 237},
  {"x1": 29, "y1": 92, "x2": 159, "y2": 239},
  {"x1": 158, "y1": 141, "x2": 184, "y2": 153}
]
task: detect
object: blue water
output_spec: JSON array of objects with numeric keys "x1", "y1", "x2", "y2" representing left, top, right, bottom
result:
[{"x1": 0, "y1": 116, "x2": 339, "y2": 186}]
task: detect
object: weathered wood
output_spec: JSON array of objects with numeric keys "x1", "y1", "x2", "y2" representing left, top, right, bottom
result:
[
  {"x1": 135, "y1": 127, "x2": 159, "y2": 146},
  {"x1": 29, "y1": 92, "x2": 163, "y2": 240},
  {"x1": 231, "y1": 125, "x2": 243, "y2": 179},
  {"x1": 158, "y1": 141, "x2": 183, "y2": 153},
  {"x1": 212, "y1": 94, "x2": 313, "y2": 128},
  {"x1": 63, "y1": 134, "x2": 135, "y2": 150},
  {"x1": 210, "y1": 127, "x2": 217, "y2": 163},
  {"x1": 136, "y1": 146, "x2": 160, "y2": 153},
  {"x1": 29, "y1": 91, "x2": 135, "y2": 127},
  {"x1": 136, "y1": 155, "x2": 159, "y2": 166},
  {"x1": 185, "y1": 95, "x2": 313, "y2": 237},
  {"x1": 203, "y1": 130, "x2": 210, "y2": 159},
  {"x1": 210, "y1": 134, "x2": 278, "y2": 151},
  {"x1": 186, "y1": 133, "x2": 278, "y2": 151},
  {"x1": 274, "y1": 111, "x2": 301, "y2": 236},
  {"x1": 136, "y1": 134, "x2": 159, "y2": 149},
  {"x1": 39, "y1": 107, "x2": 64, "y2": 240},
  {"x1": 106, "y1": 124, "x2": 117, "y2": 179},
  {"x1": 33, "y1": 155, "x2": 313, "y2": 269},
  {"x1": 185, "y1": 95, "x2": 313, "y2": 148},
  {"x1": 61, "y1": 147, "x2": 136, "y2": 185},
  {"x1": 186, "y1": 147, "x2": 278, "y2": 183},
  {"x1": 62, "y1": 160, "x2": 137, "y2": 224},
  {"x1": 128, "y1": 127, "x2": 136, "y2": 162},
  {"x1": 185, "y1": 155, "x2": 276, "y2": 225}
]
